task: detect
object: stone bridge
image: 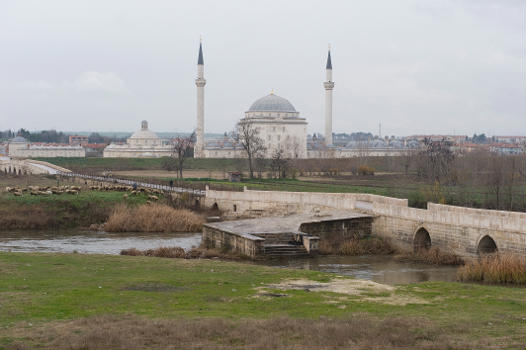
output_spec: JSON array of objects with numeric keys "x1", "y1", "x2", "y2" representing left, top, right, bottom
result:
[
  {"x1": 0, "y1": 157, "x2": 71, "y2": 175},
  {"x1": 204, "y1": 187, "x2": 526, "y2": 257}
]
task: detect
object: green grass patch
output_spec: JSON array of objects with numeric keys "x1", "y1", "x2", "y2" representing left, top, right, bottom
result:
[
  {"x1": 0, "y1": 252, "x2": 524, "y2": 329},
  {"x1": 0, "y1": 191, "x2": 152, "y2": 230},
  {"x1": 36, "y1": 157, "x2": 249, "y2": 172},
  {"x1": 0, "y1": 252, "x2": 525, "y2": 348}
]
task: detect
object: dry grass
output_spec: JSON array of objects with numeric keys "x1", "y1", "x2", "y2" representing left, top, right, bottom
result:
[
  {"x1": 319, "y1": 236, "x2": 395, "y2": 255},
  {"x1": 143, "y1": 246, "x2": 187, "y2": 258},
  {"x1": 458, "y1": 253, "x2": 526, "y2": 285},
  {"x1": 396, "y1": 247, "x2": 464, "y2": 266},
  {"x1": 10, "y1": 314, "x2": 480, "y2": 350},
  {"x1": 105, "y1": 203, "x2": 204, "y2": 232},
  {"x1": 120, "y1": 246, "x2": 246, "y2": 260},
  {"x1": 119, "y1": 248, "x2": 144, "y2": 256}
]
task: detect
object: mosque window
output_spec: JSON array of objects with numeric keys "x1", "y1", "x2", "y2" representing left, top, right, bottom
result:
[
  {"x1": 273, "y1": 127, "x2": 276, "y2": 131},
  {"x1": 277, "y1": 135, "x2": 281, "y2": 141},
  {"x1": 268, "y1": 135, "x2": 271, "y2": 141}
]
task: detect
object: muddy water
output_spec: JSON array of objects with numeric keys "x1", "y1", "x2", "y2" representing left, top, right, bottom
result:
[
  {"x1": 0, "y1": 231, "x2": 459, "y2": 284},
  {"x1": 0, "y1": 231, "x2": 201, "y2": 255},
  {"x1": 258, "y1": 255, "x2": 459, "y2": 284}
]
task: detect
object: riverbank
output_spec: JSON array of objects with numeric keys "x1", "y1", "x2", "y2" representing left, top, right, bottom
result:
[
  {"x1": 0, "y1": 190, "x2": 151, "y2": 230},
  {"x1": 0, "y1": 252, "x2": 524, "y2": 349}
]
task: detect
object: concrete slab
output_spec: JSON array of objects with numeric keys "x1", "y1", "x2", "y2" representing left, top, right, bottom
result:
[{"x1": 205, "y1": 211, "x2": 372, "y2": 235}]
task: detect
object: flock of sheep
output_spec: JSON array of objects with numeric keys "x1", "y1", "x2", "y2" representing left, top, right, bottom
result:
[
  {"x1": 5, "y1": 185, "x2": 82, "y2": 196},
  {"x1": 5, "y1": 183, "x2": 163, "y2": 201},
  {"x1": 89, "y1": 184, "x2": 162, "y2": 200}
]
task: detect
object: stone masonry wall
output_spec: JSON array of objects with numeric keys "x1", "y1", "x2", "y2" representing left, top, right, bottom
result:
[
  {"x1": 202, "y1": 225, "x2": 264, "y2": 258},
  {"x1": 205, "y1": 188, "x2": 526, "y2": 257},
  {"x1": 299, "y1": 217, "x2": 373, "y2": 241}
]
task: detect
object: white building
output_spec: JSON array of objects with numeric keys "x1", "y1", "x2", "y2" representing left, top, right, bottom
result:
[
  {"x1": 8, "y1": 136, "x2": 85, "y2": 158},
  {"x1": 202, "y1": 93, "x2": 308, "y2": 158},
  {"x1": 103, "y1": 120, "x2": 173, "y2": 158},
  {"x1": 195, "y1": 42, "x2": 322, "y2": 159}
]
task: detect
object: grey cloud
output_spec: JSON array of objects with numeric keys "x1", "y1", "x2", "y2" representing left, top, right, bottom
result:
[{"x1": 0, "y1": 0, "x2": 523, "y2": 136}]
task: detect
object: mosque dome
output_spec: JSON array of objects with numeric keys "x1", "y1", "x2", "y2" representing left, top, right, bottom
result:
[
  {"x1": 129, "y1": 120, "x2": 160, "y2": 140},
  {"x1": 248, "y1": 93, "x2": 297, "y2": 113}
]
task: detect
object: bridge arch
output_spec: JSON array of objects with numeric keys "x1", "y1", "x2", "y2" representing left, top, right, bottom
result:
[
  {"x1": 413, "y1": 227, "x2": 431, "y2": 252},
  {"x1": 477, "y1": 235, "x2": 498, "y2": 255}
]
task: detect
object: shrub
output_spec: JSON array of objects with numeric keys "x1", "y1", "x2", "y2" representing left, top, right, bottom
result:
[
  {"x1": 357, "y1": 165, "x2": 375, "y2": 176},
  {"x1": 119, "y1": 246, "x2": 246, "y2": 260},
  {"x1": 120, "y1": 248, "x2": 143, "y2": 256},
  {"x1": 458, "y1": 253, "x2": 526, "y2": 285},
  {"x1": 319, "y1": 236, "x2": 395, "y2": 255},
  {"x1": 105, "y1": 204, "x2": 204, "y2": 233},
  {"x1": 143, "y1": 246, "x2": 186, "y2": 258},
  {"x1": 397, "y1": 247, "x2": 464, "y2": 266}
]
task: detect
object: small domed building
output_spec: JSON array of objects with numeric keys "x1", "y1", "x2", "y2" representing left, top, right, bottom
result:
[{"x1": 103, "y1": 120, "x2": 172, "y2": 158}]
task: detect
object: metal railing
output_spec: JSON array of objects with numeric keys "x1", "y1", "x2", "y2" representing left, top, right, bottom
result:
[{"x1": 58, "y1": 171, "x2": 206, "y2": 196}]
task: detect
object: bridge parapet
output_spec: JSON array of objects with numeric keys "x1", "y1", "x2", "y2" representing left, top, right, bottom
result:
[{"x1": 204, "y1": 187, "x2": 526, "y2": 256}]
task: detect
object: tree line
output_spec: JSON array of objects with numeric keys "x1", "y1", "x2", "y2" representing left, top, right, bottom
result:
[{"x1": 0, "y1": 129, "x2": 124, "y2": 144}]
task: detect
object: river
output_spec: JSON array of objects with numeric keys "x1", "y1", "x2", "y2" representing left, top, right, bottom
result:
[{"x1": 0, "y1": 230, "x2": 459, "y2": 284}]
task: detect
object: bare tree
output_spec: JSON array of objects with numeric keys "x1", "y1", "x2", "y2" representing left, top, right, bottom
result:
[
  {"x1": 270, "y1": 148, "x2": 289, "y2": 178},
  {"x1": 417, "y1": 138, "x2": 455, "y2": 184},
  {"x1": 284, "y1": 136, "x2": 302, "y2": 159},
  {"x1": 171, "y1": 131, "x2": 195, "y2": 179},
  {"x1": 487, "y1": 154, "x2": 505, "y2": 209},
  {"x1": 232, "y1": 119, "x2": 266, "y2": 179},
  {"x1": 401, "y1": 149, "x2": 416, "y2": 175}
]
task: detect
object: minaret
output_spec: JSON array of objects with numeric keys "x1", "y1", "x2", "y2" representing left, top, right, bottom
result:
[
  {"x1": 323, "y1": 46, "x2": 334, "y2": 146},
  {"x1": 195, "y1": 39, "x2": 206, "y2": 158}
]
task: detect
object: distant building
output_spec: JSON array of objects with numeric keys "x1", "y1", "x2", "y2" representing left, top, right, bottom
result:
[
  {"x1": 489, "y1": 143, "x2": 524, "y2": 155},
  {"x1": 103, "y1": 120, "x2": 172, "y2": 158},
  {"x1": 8, "y1": 136, "x2": 85, "y2": 158},
  {"x1": 83, "y1": 143, "x2": 107, "y2": 157},
  {"x1": 69, "y1": 135, "x2": 89, "y2": 146},
  {"x1": 493, "y1": 136, "x2": 526, "y2": 144},
  {"x1": 0, "y1": 143, "x2": 7, "y2": 156}
]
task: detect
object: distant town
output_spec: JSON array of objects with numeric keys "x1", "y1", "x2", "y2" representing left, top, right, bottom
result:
[{"x1": 0, "y1": 127, "x2": 524, "y2": 158}]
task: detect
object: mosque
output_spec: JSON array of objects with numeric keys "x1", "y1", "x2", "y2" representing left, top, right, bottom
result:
[
  {"x1": 194, "y1": 42, "x2": 334, "y2": 159},
  {"x1": 100, "y1": 42, "x2": 410, "y2": 159}
]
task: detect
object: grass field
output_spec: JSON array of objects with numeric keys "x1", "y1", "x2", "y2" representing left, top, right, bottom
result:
[
  {"x1": 32, "y1": 157, "x2": 526, "y2": 211},
  {"x1": 35, "y1": 157, "x2": 248, "y2": 172},
  {"x1": 0, "y1": 252, "x2": 524, "y2": 349}
]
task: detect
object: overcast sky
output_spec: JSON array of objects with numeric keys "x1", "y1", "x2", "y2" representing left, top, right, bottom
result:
[{"x1": 0, "y1": 0, "x2": 524, "y2": 136}]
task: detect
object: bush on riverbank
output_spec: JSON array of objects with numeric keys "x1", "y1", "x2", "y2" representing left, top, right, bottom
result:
[
  {"x1": 120, "y1": 246, "x2": 246, "y2": 260},
  {"x1": 0, "y1": 191, "x2": 141, "y2": 230},
  {"x1": 106, "y1": 204, "x2": 203, "y2": 233},
  {"x1": 457, "y1": 253, "x2": 526, "y2": 285},
  {"x1": 319, "y1": 235, "x2": 395, "y2": 255},
  {"x1": 396, "y1": 247, "x2": 464, "y2": 266}
]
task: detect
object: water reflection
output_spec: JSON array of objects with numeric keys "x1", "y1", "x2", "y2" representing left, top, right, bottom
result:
[{"x1": 257, "y1": 255, "x2": 459, "y2": 284}]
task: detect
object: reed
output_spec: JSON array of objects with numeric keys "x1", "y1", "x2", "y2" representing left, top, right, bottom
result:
[
  {"x1": 105, "y1": 204, "x2": 203, "y2": 233},
  {"x1": 397, "y1": 247, "x2": 464, "y2": 266},
  {"x1": 319, "y1": 236, "x2": 395, "y2": 255},
  {"x1": 458, "y1": 253, "x2": 526, "y2": 285}
]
